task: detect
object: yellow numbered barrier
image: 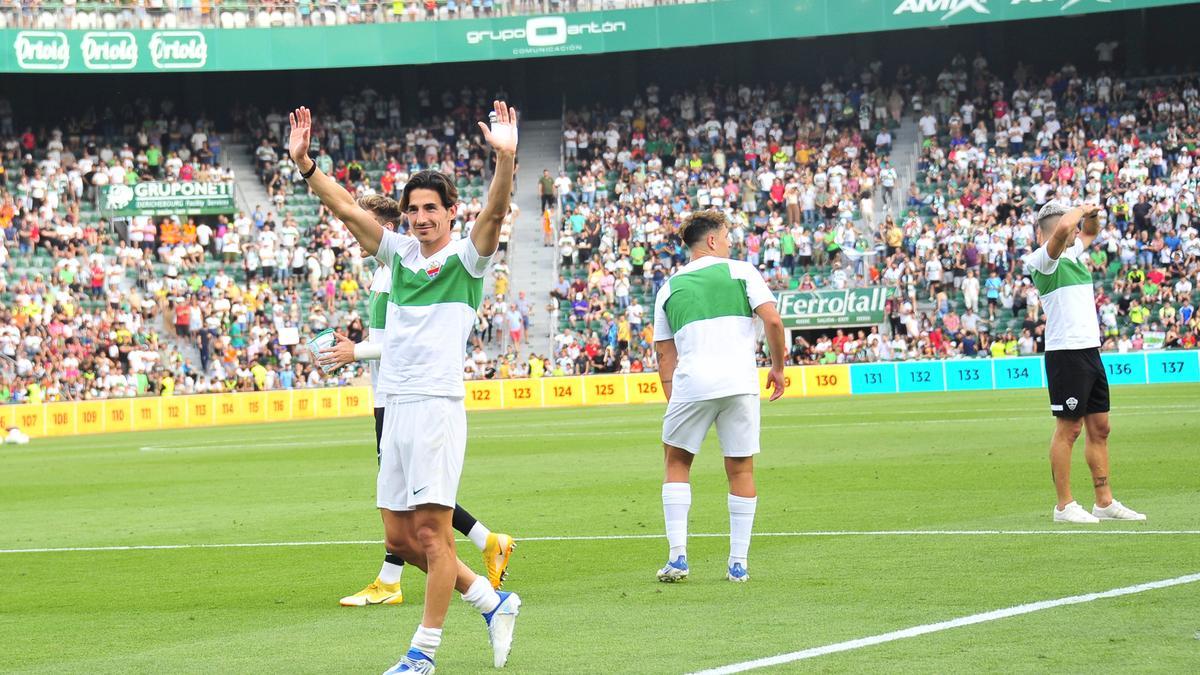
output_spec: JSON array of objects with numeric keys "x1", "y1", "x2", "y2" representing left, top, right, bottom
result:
[
  {"x1": 803, "y1": 365, "x2": 851, "y2": 397},
  {"x1": 340, "y1": 387, "x2": 372, "y2": 417},
  {"x1": 542, "y1": 377, "x2": 583, "y2": 408},
  {"x1": 131, "y1": 397, "x2": 161, "y2": 431},
  {"x1": 187, "y1": 394, "x2": 215, "y2": 426},
  {"x1": 161, "y1": 397, "x2": 187, "y2": 429},
  {"x1": 104, "y1": 399, "x2": 134, "y2": 433},
  {"x1": 292, "y1": 390, "x2": 316, "y2": 419},
  {"x1": 314, "y1": 388, "x2": 340, "y2": 418},
  {"x1": 502, "y1": 379, "x2": 542, "y2": 409},
  {"x1": 266, "y1": 391, "x2": 292, "y2": 421},
  {"x1": 464, "y1": 380, "x2": 503, "y2": 411},
  {"x1": 43, "y1": 402, "x2": 77, "y2": 437},
  {"x1": 584, "y1": 374, "x2": 627, "y2": 405},
  {"x1": 627, "y1": 373, "x2": 665, "y2": 404},
  {"x1": 758, "y1": 366, "x2": 806, "y2": 399},
  {"x1": 4, "y1": 404, "x2": 44, "y2": 437},
  {"x1": 238, "y1": 392, "x2": 267, "y2": 425},
  {"x1": 77, "y1": 401, "x2": 106, "y2": 435},
  {"x1": 214, "y1": 395, "x2": 239, "y2": 425}
]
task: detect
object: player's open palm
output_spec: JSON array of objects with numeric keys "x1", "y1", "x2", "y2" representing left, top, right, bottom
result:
[
  {"x1": 288, "y1": 106, "x2": 312, "y2": 163},
  {"x1": 479, "y1": 100, "x2": 518, "y2": 155}
]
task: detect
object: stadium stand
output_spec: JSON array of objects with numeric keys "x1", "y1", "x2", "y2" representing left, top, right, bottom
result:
[
  {"x1": 547, "y1": 64, "x2": 1200, "y2": 371},
  {"x1": 0, "y1": 93, "x2": 539, "y2": 402},
  {"x1": 2, "y1": 57, "x2": 1199, "y2": 402},
  {"x1": 0, "y1": 0, "x2": 712, "y2": 30}
]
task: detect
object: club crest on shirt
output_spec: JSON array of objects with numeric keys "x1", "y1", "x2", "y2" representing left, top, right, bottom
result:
[{"x1": 425, "y1": 260, "x2": 442, "y2": 279}]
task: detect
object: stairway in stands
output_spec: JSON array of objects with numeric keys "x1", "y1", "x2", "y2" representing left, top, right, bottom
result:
[
  {"x1": 885, "y1": 118, "x2": 922, "y2": 223},
  {"x1": 504, "y1": 119, "x2": 563, "y2": 354},
  {"x1": 226, "y1": 143, "x2": 274, "y2": 217}
]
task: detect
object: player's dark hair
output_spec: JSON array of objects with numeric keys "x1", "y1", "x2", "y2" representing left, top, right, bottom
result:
[
  {"x1": 680, "y1": 209, "x2": 727, "y2": 249},
  {"x1": 401, "y1": 170, "x2": 458, "y2": 211},
  {"x1": 356, "y1": 194, "x2": 403, "y2": 224}
]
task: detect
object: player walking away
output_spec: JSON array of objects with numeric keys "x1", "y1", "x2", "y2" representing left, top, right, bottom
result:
[
  {"x1": 652, "y1": 210, "x2": 788, "y2": 583},
  {"x1": 1024, "y1": 201, "x2": 1146, "y2": 524},
  {"x1": 316, "y1": 194, "x2": 515, "y2": 607},
  {"x1": 290, "y1": 102, "x2": 521, "y2": 674}
]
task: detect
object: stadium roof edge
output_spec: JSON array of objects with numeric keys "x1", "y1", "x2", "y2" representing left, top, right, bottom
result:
[{"x1": 2, "y1": 0, "x2": 1195, "y2": 74}]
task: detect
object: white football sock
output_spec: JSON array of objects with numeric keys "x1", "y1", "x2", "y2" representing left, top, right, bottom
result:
[
  {"x1": 468, "y1": 521, "x2": 491, "y2": 552},
  {"x1": 410, "y1": 625, "x2": 442, "y2": 660},
  {"x1": 461, "y1": 574, "x2": 500, "y2": 615},
  {"x1": 662, "y1": 482, "x2": 691, "y2": 560},
  {"x1": 728, "y1": 493, "x2": 757, "y2": 568},
  {"x1": 379, "y1": 559, "x2": 404, "y2": 585}
]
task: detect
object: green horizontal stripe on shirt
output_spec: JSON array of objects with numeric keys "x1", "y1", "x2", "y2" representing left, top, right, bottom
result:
[
  {"x1": 388, "y1": 253, "x2": 483, "y2": 309},
  {"x1": 1032, "y1": 255, "x2": 1092, "y2": 297},
  {"x1": 664, "y1": 263, "x2": 752, "y2": 334}
]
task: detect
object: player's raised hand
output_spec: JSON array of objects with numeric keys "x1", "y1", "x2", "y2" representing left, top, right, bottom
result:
[
  {"x1": 766, "y1": 366, "x2": 786, "y2": 402},
  {"x1": 478, "y1": 100, "x2": 518, "y2": 155},
  {"x1": 1081, "y1": 203, "x2": 1101, "y2": 220},
  {"x1": 317, "y1": 332, "x2": 356, "y2": 369},
  {"x1": 288, "y1": 106, "x2": 313, "y2": 165}
]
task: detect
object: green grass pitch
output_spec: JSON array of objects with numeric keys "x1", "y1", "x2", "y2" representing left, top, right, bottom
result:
[{"x1": 2, "y1": 385, "x2": 1199, "y2": 673}]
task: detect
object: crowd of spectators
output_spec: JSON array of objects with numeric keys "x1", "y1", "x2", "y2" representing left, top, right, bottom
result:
[
  {"x1": 545, "y1": 56, "x2": 1200, "y2": 371},
  {"x1": 0, "y1": 89, "x2": 544, "y2": 402},
  {"x1": 0, "y1": 0, "x2": 706, "y2": 31},
  {"x1": 247, "y1": 86, "x2": 510, "y2": 206},
  {"x1": 4, "y1": 55, "x2": 1200, "y2": 403},
  {"x1": 880, "y1": 53, "x2": 1200, "y2": 363},
  {"x1": 548, "y1": 72, "x2": 905, "y2": 372}
]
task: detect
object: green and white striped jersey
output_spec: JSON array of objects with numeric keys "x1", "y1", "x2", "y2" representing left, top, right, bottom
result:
[
  {"x1": 653, "y1": 256, "x2": 775, "y2": 402},
  {"x1": 365, "y1": 265, "x2": 391, "y2": 400},
  {"x1": 1023, "y1": 240, "x2": 1100, "y2": 351},
  {"x1": 374, "y1": 230, "x2": 490, "y2": 400}
]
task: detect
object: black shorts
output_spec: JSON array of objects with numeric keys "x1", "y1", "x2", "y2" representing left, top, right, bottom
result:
[
  {"x1": 374, "y1": 406, "x2": 385, "y2": 464},
  {"x1": 1045, "y1": 348, "x2": 1110, "y2": 418}
]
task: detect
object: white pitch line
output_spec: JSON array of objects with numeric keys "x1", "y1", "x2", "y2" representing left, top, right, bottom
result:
[
  {"x1": 688, "y1": 571, "x2": 1200, "y2": 675},
  {"x1": 0, "y1": 540, "x2": 381, "y2": 554},
  {"x1": 139, "y1": 439, "x2": 353, "y2": 452},
  {"x1": 2, "y1": 529, "x2": 1198, "y2": 554}
]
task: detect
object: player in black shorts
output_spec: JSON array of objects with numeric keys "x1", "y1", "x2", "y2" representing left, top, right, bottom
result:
[{"x1": 1024, "y1": 201, "x2": 1146, "y2": 523}]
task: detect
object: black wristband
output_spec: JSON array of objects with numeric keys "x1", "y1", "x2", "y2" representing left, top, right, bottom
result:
[{"x1": 300, "y1": 160, "x2": 318, "y2": 180}]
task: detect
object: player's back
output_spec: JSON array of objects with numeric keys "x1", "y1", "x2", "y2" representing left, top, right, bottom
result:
[{"x1": 653, "y1": 256, "x2": 774, "y2": 403}]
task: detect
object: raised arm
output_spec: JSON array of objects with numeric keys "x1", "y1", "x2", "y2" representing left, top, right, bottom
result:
[
  {"x1": 288, "y1": 106, "x2": 384, "y2": 255},
  {"x1": 1078, "y1": 203, "x2": 1101, "y2": 250},
  {"x1": 1046, "y1": 205, "x2": 1087, "y2": 260},
  {"x1": 471, "y1": 101, "x2": 519, "y2": 258}
]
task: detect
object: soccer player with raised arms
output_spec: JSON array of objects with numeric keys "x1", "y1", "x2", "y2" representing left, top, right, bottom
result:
[
  {"x1": 652, "y1": 209, "x2": 788, "y2": 583},
  {"x1": 1024, "y1": 201, "x2": 1146, "y2": 524},
  {"x1": 316, "y1": 195, "x2": 516, "y2": 608},
  {"x1": 289, "y1": 102, "x2": 521, "y2": 673}
]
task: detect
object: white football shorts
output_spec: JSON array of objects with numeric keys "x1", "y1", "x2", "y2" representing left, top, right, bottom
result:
[
  {"x1": 662, "y1": 393, "x2": 760, "y2": 457},
  {"x1": 377, "y1": 395, "x2": 466, "y2": 511}
]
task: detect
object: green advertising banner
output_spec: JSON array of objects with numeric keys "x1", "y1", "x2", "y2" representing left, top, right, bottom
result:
[
  {"x1": 100, "y1": 182, "x2": 237, "y2": 216},
  {"x1": 2, "y1": 0, "x2": 1194, "y2": 73},
  {"x1": 778, "y1": 287, "x2": 893, "y2": 329}
]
